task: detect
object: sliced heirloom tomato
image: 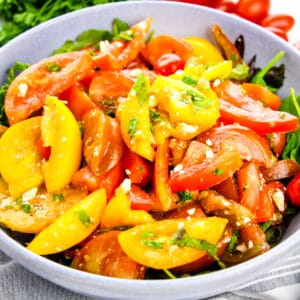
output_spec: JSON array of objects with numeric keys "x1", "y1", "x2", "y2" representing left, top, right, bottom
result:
[
  {"x1": 122, "y1": 147, "x2": 153, "y2": 187},
  {"x1": 101, "y1": 180, "x2": 154, "y2": 229},
  {"x1": 141, "y1": 34, "x2": 192, "y2": 70},
  {"x1": 71, "y1": 231, "x2": 146, "y2": 279},
  {"x1": 5, "y1": 51, "x2": 93, "y2": 125},
  {"x1": 71, "y1": 162, "x2": 124, "y2": 200},
  {"x1": 118, "y1": 217, "x2": 228, "y2": 270},
  {"x1": 27, "y1": 188, "x2": 106, "y2": 255},
  {"x1": 93, "y1": 17, "x2": 152, "y2": 71},
  {"x1": 42, "y1": 96, "x2": 82, "y2": 193},
  {"x1": 83, "y1": 108, "x2": 124, "y2": 176},
  {"x1": 197, "y1": 124, "x2": 275, "y2": 168},
  {"x1": 152, "y1": 140, "x2": 179, "y2": 212},
  {"x1": 169, "y1": 143, "x2": 243, "y2": 193},
  {"x1": 213, "y1": 80, "x2": 299, "y2": 135},
  {"x1": 59, "y1": 83, "x2": 96, "y2": 121}
]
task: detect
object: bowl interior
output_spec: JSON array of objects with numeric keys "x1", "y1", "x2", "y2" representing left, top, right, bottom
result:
[{"x1": 0, "y1": 1, "x2": 299, "y2": 300}]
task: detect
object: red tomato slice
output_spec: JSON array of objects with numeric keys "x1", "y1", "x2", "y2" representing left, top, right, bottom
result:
[
  {"x1": 93, "y1": 18, "x2": 152, "y2": 71},
  {"x1": 169, "y1": 143, "x2": 243, "y2": 193},
  {"x1": 36, "y1": 136, "x2": 51, "y2": 160},
  {"x1": 127, "y1": 184, "x2": 153, "y2": 211},
  {"x1": 122, "y1": 147, "x2": 153, "y2": 187},
  {"x1": 153, "y1": 53, "x2": 185, "y2": 76},
  {"x1": 241, "y1": 82, "x2": 281, "y2": 110},
  {"x1": 152, "y1": 140, "x2": 179, "y2": 211},
  {"x1": 83, "y1": 108, "x2": 124, "y2": 176},
  {"x1": 5, "y1": 51, "x2": 93, "y2": 125},
  {"x1": 213, "y1": 80, "x2": 299, "y2": 135},
  {"x1": 141, "y1": 35, "x2": 192, "y2": 66},
  {"x1": 286, "y1": 172, "x2": 300, "y2": 207},
  {"x1": 72, "y1": 162, "x2": 124, "y2": 200},
  {"x1": 197, "y1": 124, "x2": 274, "y2": 168},
  {"x1": 59, "y1": 83, "x2": 96, "y2": 120}
]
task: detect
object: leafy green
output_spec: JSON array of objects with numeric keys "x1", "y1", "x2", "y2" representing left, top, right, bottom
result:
[
  {"x1": 251, "y1": 51, "x2": 285, "y2": 93},
  {"x1": 0, "y1": 61, "x2": 30, "y2": 126},
  {"x1": 133, "y1": 73, "x2": 149, "y2": 105},
  {"x1": 0, "y1": 0, "x2": 126, "y2": 46},
  {"x1": 171, "y1": 228, "x2": 226, "y2": 269},
  {"x1": 280, "y1": 88, "x2": 300, "y2": 164}
]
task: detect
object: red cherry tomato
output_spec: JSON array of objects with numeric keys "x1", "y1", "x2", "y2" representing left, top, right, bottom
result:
[
  {"x1": 287, "y1": 172, "x2": 300, "y2": 207},
  {"x1": 260, "y1": 14, "x2": 295, "y2": 32},
  {"x1": 235, "y1": 0, "x2": 270, "y2": 23},
  {"x1": 154, "y1": 53, "x2": 185, "y2": 76},
  {"x1": 213, "y1": 0, "x2": 237, "y2": 13}
]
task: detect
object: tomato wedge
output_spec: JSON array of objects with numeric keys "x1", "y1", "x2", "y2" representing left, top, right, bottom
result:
[
  {"x1": 169, "y1": 143, "x2": 243, "y2": 192},
  {"x1": 5, "y1": 51, "x2": 93, "y2": 125},
  {"x1": 141, "y1": 35, "x2": 192, "y2": 67},
  {"x1": 197, "y1": 124, "x2": 275, "y2": 168},
  {"x1": 213, "y1": 80, "x2": 299, "y2": 135}
]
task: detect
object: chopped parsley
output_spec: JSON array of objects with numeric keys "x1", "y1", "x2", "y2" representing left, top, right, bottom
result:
[
  {"x1": 52, "y1": 193, "x2": 65, "y2": 202},
  {"x1": 182, "y1": 74, "x2": 198, "y2": 86},
  {"x1": 226, "y1": 229, "x2": 239, "y2": 252},
  {"x1": 177, "y1": 191, "x2": 193, "y2": 204},
  {"x1": 15, "y1": 197, "x2": 32, "y2": 214},
  {"x1": 75, "y1": 210, "x2": 93, "y2": 227},
  {"x1": 171, "y1": 228, "x2": 225, "y2": 268},
  {"x1": 45, "y1": 62, "x2": 61, "y2": 72},
  {"x1": 213, "y1": 168, "x2": 224, "y2": 175},
  {"x1": 141, "y1": 231, "x2": 164, "y2": 249},
  {"x1": 133, "y1": 73, "x2": 149, "y2": 105},
  {"x1": 128, "y1": 117, "x2": 138, "y2": 139}
]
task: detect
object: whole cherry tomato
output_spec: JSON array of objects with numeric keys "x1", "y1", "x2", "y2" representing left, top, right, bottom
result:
[
  {"x1": 235, "y1": 0, "x2": 270, "y2": 23},
  {"x1": 153, "y1": 53, "x2": 185, "y2": 76},
  {"x1": 286, "y1": 172, "x2": 300, "y2": 207}
]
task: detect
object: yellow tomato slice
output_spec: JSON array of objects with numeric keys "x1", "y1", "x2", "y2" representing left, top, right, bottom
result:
[
  {"x1": 42, "y1": 95, "x2": 82, "y2": 193},
  {"x1": 27, "y1": 188, "x2": 106, "y2": 255},
  {"x1": 118, "y1": 217, "x2": 228, "y2": 269},
  {"x1": 183, "y1": 36, "x2": 224, "y2": 65},
  {"x1": 0, "y1": 116, "x2": 43, "y2": 197},
  {"x1": 101, "y1": 180, "x2": 154, "y2": 229}
]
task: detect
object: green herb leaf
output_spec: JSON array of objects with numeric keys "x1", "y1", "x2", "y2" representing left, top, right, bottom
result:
[
  {"x1": 133, "y1": 73, "x2": 149, "y2": 105},
  {"x1": 112, "y1": 18, "x2": 130, "y2": 36},
  {"x1": 171, "y1": 228, "x2": 226, "y2": 269},
  {"x1": 182, "y1": 75, "x2": 198, "y2": 86},
  {"x1": 141, "y1": 231, "x2": 164, "y2": 249},
  {"x1": 226, "y1": 229, "x2": 239, "y2": 252},
  {"x1": 213, "y1": 168, "x2": 224, "y2": 175},
  {"x1": 52, "y1": 193, "x2": 64, "y2": 202},
  {"x1": 128, "y1": 117, "x2": 138, "y2": 139},
  {"x1": 75, "y1": 210, "x2": 93, "y2": 227},
  {"x1": 177, "y1": 191, "x2": 193, "y2": 204},
  {"x1": 45, "y1": 62, "x2": 61, "y2": 72},
  {"x1": 251, "y1": 51, "x2": 285, "y2": 92}
]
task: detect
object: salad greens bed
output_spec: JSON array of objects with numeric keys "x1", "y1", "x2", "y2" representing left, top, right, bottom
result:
[{"x1": 0, "y1": 0, "x2": 126, "y2": 46}]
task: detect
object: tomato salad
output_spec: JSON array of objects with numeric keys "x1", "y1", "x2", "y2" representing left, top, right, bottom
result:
[{"x1": 0, "y1": 17, "x2": 299, "y2": 280}]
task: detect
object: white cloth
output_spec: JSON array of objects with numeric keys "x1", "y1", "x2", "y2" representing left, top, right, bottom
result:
[{"x1": 1, "y1": 246, "x2": 299, "y2": 300}]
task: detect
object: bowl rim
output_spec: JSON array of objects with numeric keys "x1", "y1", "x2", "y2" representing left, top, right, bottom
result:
[{"x1": 0, "y1": 1, "x2": 299, "y2": 299}]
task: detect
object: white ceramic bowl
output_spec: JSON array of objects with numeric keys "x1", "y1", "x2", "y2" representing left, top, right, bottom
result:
[{"x1": 0, "y1": 1, "x2": 299, "y2": 299}]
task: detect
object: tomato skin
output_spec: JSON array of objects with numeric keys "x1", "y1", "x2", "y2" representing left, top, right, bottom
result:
[
  {"x1": 141, "y1": 35, "x2": 192, "y2": 67},
  {"x1": 213, "y1": 0, "x2": 237, "y2": 13},
  {"x1": 241, "y1": 82, "x2": 281, "y2": 110},
  {"x1": 72, "y1": 231, "x2": 146, "y2": 279},
  {"x1": 122, "y1": 147, "x2": 153, "y2": 187},
  {"x1": 214, "y1": 80, "x2": 299, "y2": 135},
  {"x1": 152, "y1": 140, "x2": 179, "y2": 211},
  {"x1": 235, "y1": 0, "x2": 270, "y2": 23},
  {"x1": 59, "y1": 84, "x2": 96, "y2": 121},
  {"x1": 36, "y1": 136, "x2": 51, "y2": 160},
  {"x1": 154, "y1": 53, "x2": 185, "y2": 76},
  {"x1": 169, "y1": 144, "x2": 243, "y2": 193},
  {"x1": 260, "y1": 14, "x2": 295, "y2": 32},
  {"x1": 5, "y1": 51, "x2": 93, "y2": 125},
  {"x1": 127, "y1": 184, "x2": 154, "y2": 211},
  {"x1": 197, "y1": 124, "x2": 275, "y2": 168},
  {"x1": 286, "y1": 172, "x2": 300, "y2": 206},
  {"x1": 72, "y1": 162, "x2": 124, "y2": 199}
]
